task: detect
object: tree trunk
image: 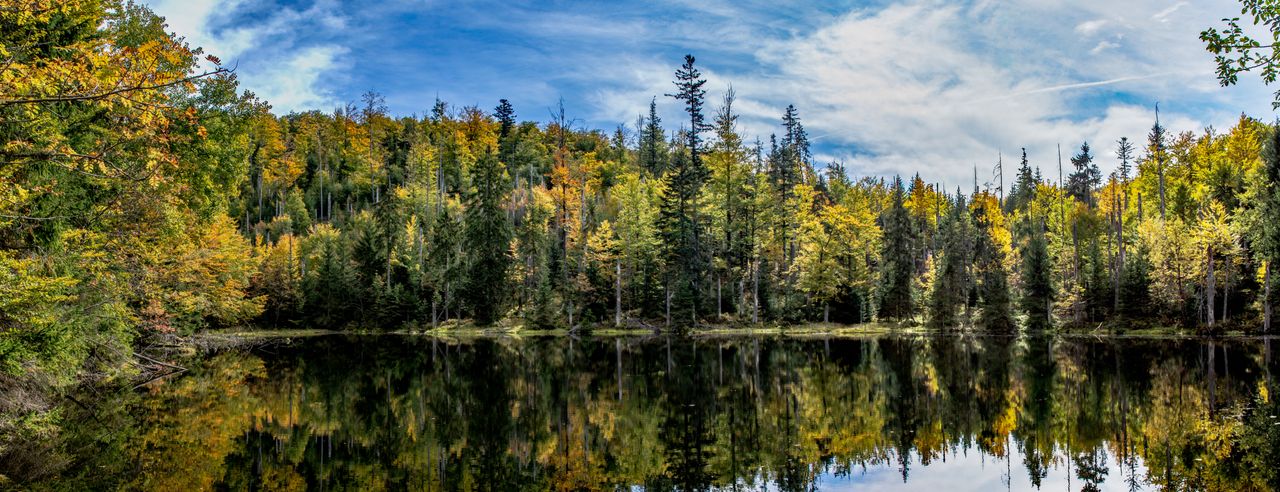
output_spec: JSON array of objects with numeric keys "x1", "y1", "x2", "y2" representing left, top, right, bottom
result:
[
  {"x1": 1222, "y1": 257, "x2": 1230, "y2": 323},
  {"x1": 615, "y1": 260, "x2": 622, "y2": 327},
  {"x1": 717, "y1": 275, "x2": 722, "y2": 320},
  {"x1": 1206, "y1": 246, "x2": 1215, "y2": 327},
  {"x1": 824, "y1": 303, "x2": 830, "y2": 323},
  {"x1": 665, "y1": 286, "x2": 671, "y2": 328},
  {"x1": 1265, "y1": 261, "x2": 1272, "y2": 334},
  {"x1": 752, "y1": 259, "x2": 760, "y2": 324}
]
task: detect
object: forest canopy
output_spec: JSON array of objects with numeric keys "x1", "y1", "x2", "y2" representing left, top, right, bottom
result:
[{"x1": 0, "y1": 0, "x2": 1278, "y2": 404}]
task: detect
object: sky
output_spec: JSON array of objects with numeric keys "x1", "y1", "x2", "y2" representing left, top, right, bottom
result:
[{"x1": 143, "y1": 0, "x2": 1277, "y2": 187}]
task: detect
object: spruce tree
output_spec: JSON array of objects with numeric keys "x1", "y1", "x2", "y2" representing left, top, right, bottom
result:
[
  {"x1": 1116, "y1": 137, "x2": 1135, "y2": 182},
  {"x1": 1006, "y1": 148, "x2": 1037, "y2": 212},
  {"x1": 1118, "y1": 246, "x2": 1153, "y2": 320},
  {"x1": 1066, "y1": 141, "x2": 1102, "y2": 206},
  {"x1": 493, "y1": 99, "x2": 517, "y2": 173},
  {"x1": 638, "y1": 98, "x2": 667, "y2": 175},
  {"x1": 658, "y1": 142, "x2": 709, "y2": 327},
  {"x1": 1021, "y1": 219, "x2": 1054, "y2": 331},
  {"x1": 929, "y1": 192, "x2": 973, "y2": 328},
  {"x1": 464, "y1": 149, "x2": 512, "y2": 325},
  {"x1": 878, "y1": 176, "x2": 916, "y2": 321},
  {"x1": 657, "y1": 54, "x2": 711, "y2": 327}
]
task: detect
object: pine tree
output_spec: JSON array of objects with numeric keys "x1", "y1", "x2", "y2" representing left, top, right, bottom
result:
[
  {"x1": 493, "y1": 99, "x2": 517, "y2": 174},
  {"x1": 658, "y1": 142, "x2": 710, "y2": 327},
  {"x1": 878, "y1": 176, "x2": 915, "y2": 321},
  {"x1": 973, "y1": 193, "x2": 1014, "y2": 332},
  {"x1": 1118, "y1": 246, "x2": 1153, "y2": 320},
  {"x1": 1066, "y1": 142, "x2": 1102, "y2": 206},
  {"x1": 656, "y1": 54, "x2": 713, "y2": 328},
  {"x1": 638, "y1": 98, "x2": 667, "y2": 175},
  {"x1": 1006, "y1": 148, "x2": 1037, "y2": 213},
  {"x1": 464, "y1": 149, "x2": 512, "y2": 325},
  {"x1": 1116, "y1": 137, "x2": 1135, "y2": 182},
  {"x1": 1021, "y1": 219, "x2": 1054, "y2": 331},
  {"x1": 929, "y1": 192, "x2": 973, "y2": 328}
]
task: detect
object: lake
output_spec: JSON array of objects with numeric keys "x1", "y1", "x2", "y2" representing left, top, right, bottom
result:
[{"x1": 31, "y1": 334, "x2": 1280, "y2": 491}]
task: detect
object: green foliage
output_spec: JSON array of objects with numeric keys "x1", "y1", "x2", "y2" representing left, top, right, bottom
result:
[
  {"x1": 1020, "y1": 220, "x2": 1055, "y2": 331},
  {"x1": 1201, "y1": 0, "x2": 1280, "y2": 108},
  {"x1": 878, "y1": 177, "x2": 916, "y2": 321},
  {"x1": 463, "y1": 150, "x2": 512, "y2": 325}
]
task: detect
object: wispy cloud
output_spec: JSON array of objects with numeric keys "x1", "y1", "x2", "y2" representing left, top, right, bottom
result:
[{"x1": 142, "y1": 0, "x2": 1272, "y2": 186}]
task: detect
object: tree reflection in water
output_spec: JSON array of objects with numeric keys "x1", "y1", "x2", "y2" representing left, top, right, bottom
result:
[{"x1": 35, "y1": 335, "x2": 1280, "y2": 491}]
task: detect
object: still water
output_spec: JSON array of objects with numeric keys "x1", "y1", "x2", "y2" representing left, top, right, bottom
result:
[{"x1": 40, "y1": 334, "x2": 1280, "y2": 490}]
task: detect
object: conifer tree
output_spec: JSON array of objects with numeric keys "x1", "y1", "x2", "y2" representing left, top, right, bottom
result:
[
  {"x1": 494, "y1": 99, "x2": 517, "y2": 173},
  {"x1": 1067, "y1": 142, "x2": 1102, "y2": 206},
  {"x1": 1021, "y1": 219, "x2": 1054, "y2": 330},
  {"x1": 878, "y1": 176, "x2": 916, "y2": 321},
  {"x1": 464, "y1": 149, "x2": 512, "y2": 325},
  {"x1": 658, "y1": 54, "x2": 711, "y2": 327},
  {"x1": 929, "y1": 192, "x2": 973, "y2": 328},
  {"x1": 1006, "y1": 148, "x2": 1037, "y2": 213},
  {"x1": 638, "y1": 98, "x2": 667, "y2": 175}
]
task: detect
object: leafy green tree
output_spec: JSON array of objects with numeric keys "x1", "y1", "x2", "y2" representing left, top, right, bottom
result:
[{"x1": 1201, "y1": 1, "x2": 1280, "y2": 108}]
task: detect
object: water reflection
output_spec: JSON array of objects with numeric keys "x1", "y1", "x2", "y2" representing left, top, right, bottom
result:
[{"x1": 40, "y1": 335, "x2": 1280, "y2": 490}]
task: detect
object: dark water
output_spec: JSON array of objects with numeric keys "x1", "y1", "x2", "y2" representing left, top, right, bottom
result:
[{"x1": 35, "y1": 334, "x2": 1280, "y2": 491}]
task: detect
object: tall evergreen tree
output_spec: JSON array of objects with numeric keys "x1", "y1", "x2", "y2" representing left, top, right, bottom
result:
[
  {"x1": 658, "y1": 54, "x2": 711, "y2": 327},
  {"x1": 493, "y1": 99, "x2": 517, "y2": 172},
  {"x1": 878, "y1": 176, "x2": 915, "y2": 321},
  {"x1": 1066, "y1": 141, "x2": 1102, "y2": 206},
  {"x1": 929, "y1": 192, "x2": 973, "y2": 328},
  {"x1": 1021, "y1": 219, "x2": 1054, "y2": 331},
  {"x1": 464, "y1": 149, "x2": 512, "y2": 325},
  {"x1": 638, "y1": 98, "x2": 667, "y2": 175},
  {"x1": 1116, "y1": 137, "x2": 1135, "y2": 182},
  {"x1": 1006, "y1": 148, "x2": 1037, "y2": 213}
]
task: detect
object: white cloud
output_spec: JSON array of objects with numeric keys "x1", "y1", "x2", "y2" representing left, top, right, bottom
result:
[
  {"x1": 1153, "y1": 1, "x2": 1190, "y2": 23},
  {"x1": 576, "y1": 0, "x2": 1270, "y2": 186},
  {"x1": 1075, "y1": 19, "x2": 1108, "y2": 36},
  {"x1": 1090, "y1": 40, "x2": 1120, "y2": 54},
  {"x1": 143, "y1": 0, "x2": 350, "y2": 113}
]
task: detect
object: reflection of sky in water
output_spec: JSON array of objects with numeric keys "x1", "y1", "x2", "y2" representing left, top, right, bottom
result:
[{"x1": 811, "y1": 441, "x2": 1151, "y2": 491}]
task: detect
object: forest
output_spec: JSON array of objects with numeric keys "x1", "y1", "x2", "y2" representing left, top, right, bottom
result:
[{"x1": 3, "y1": 0, "x2": 1280, "y2": 470}]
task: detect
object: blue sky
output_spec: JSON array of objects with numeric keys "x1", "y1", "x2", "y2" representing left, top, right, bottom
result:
[{"x1": 145, "y1": 0, "x2": 1275, "y2": 186}]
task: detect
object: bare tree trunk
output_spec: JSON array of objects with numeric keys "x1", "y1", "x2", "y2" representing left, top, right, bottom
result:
[
  {"x1": 824, "y1": 303, "x2": 830, "y2": 324},
  {"x1": 1206, "y1": 246, "x2": 1215, "y2": 327},
  {"x1": 665, "y1": 286, "x2": 671, "y2": 328},
  {"x1": 1222, "y1": 257, "x2": 1230, "y2": 323},
  {"x1": 752, "y1": 259, "x2": 760, "y2": 324},
  {"x1": 717, "y1": 276, "x2": 722, "y2": 320},
  {"x1": 615, "y1": 260, "x2": 622, "y2": 327},
  {"x1": 1265, "y1": 261, "x2": 1272, "y2": 334}
]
